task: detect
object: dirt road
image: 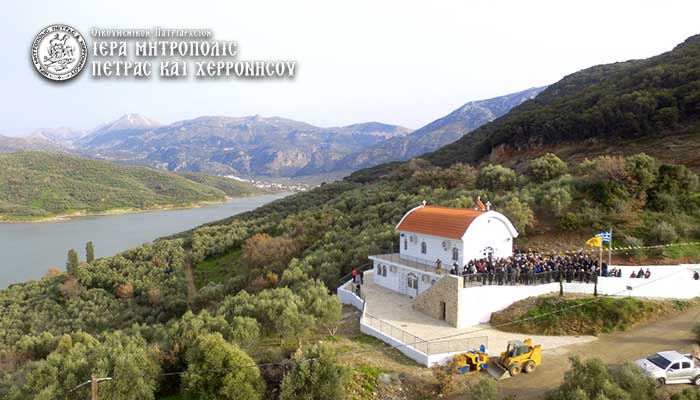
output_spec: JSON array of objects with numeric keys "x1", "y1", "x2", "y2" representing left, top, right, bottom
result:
[{"x1": 497, "y1": 306, "x2": 700, "y2": 399}]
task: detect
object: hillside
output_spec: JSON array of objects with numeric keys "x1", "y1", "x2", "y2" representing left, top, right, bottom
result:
[
  {"x1": 328, "y1": 86, "x2": 547, "y2": 173},
  {"x1": 422, "y1": 35, "x2": 700, "y2": 170},
  {"x1": 0, "y1": 152, "x2": 262, "y2": 220},
  {"x1": 78, "y1": 114, "x2": 412, "y2": 177},
  {"x1": 177, "y1": 172, "x2": 270, "y2": 197},
  {"x1": 0, "y1": 134, "x2": 72, "y2": 154}
]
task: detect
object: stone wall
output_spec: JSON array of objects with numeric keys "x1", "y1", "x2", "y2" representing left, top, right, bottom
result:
[{"x1": 414, "y1": 274, "x2": 463, "y2": 326}]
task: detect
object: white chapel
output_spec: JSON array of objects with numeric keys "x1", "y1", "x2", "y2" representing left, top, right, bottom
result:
[{"x1": 369, "y1": 202, "x2": 518, "y2": 298}]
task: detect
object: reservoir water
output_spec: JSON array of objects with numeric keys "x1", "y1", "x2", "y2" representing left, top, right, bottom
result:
[{"x1": 0, "y1": 193, "x2": 289, "y2": 288}]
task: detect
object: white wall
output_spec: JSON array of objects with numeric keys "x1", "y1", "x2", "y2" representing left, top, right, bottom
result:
[
  {"x1": 458, "y1": 283, "x2": 562, "y2": 327},
  {"x1": 337, "y1": 281, "x2": 365, "y2": 310},
  {"x1": 462, "y1": 214, "x2": 514, "y2": 261},
  {"x1": 457, "y1": 264, "x2": 700, "y2": 327},
  {"x1": 371, "y1": 259, "x2": 400, "y2": 293},
  {"x1": 371, "y1": 258, "x2": 441, "y2": 297},
  {"x1": 399, "y1": 231, "x2": 463, "y2": 267},
  {"x1": 338, "y1": 275, "x2": 432, "y2": 367},
  {"x1": 359, "y1": 320, "x2": 429, "y2": 366}
]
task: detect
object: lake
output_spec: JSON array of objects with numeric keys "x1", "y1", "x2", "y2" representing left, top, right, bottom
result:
[{"x1": 0, "y1": 193, "x2": 289, "y2": 288}]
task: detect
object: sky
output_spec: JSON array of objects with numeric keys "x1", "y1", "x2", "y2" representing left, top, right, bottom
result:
[{"x1": 1, "y1": 0, "x2": 699, "y2": 135}]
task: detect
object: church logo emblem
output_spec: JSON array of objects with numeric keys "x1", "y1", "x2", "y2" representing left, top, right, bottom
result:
[{"x1": 31, "y1": 24, "x2": 87, "y2": 81}]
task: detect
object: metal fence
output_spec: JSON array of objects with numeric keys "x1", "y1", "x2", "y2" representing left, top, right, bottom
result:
[
  {"x1": 425, "y1": 336, "x2": 489, "y2": 355},
  {"x1": 372, "y1": 253, "x2": 438, "y2": 273},
  {"x1": 462, "y1": 270, "x2": 598, "y2": 287},
  {"x1": 362, "y1": 312, "x2": 488, "y2": 355}
]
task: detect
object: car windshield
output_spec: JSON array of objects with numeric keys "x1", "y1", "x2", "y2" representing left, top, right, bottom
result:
[{"x1": 647, "y1": 354, "x2": 672, "y2": 369}]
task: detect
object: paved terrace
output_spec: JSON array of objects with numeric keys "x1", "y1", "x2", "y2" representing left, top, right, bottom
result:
[{"x1": 360, "y1": 270, "x2": 596, "y2": 356}]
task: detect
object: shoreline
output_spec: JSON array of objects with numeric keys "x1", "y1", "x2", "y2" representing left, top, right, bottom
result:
[{"x1": 0, "y1": 192, "x2": 287, "y2": 223}]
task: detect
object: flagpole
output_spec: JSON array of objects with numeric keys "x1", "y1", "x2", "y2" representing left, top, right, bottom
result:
[{"x1": 608, "y1": 226, "x2": 612, "y2": 267}]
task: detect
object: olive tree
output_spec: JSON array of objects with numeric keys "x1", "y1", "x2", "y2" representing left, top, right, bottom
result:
[{"x1": 181, "y1": 333, "x2": 264, "y2": 400}]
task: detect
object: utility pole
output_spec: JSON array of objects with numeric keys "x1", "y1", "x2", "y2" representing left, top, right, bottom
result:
[{"x1": 91, "y1": 374, "x2": 98, "y2": 400}]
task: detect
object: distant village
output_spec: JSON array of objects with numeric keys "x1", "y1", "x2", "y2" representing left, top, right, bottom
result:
[{"x1": 225, "y1": 174, "x2": 312, "y2": 192}]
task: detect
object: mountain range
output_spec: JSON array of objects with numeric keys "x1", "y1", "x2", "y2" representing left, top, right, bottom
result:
[
  {"x1": 2, "y1": 87, "x2": 545, "y2": 178},
  {"x1": 323, "y1": 86, "x2": 546, "y2": 173},
  {"x1": 419, "y1": 34, "x2": 700, "y2": 171}
]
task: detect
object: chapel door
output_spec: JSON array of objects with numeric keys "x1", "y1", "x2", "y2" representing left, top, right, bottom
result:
[
  {"x1": 407, "y1": 273, "x2": 418, "y2": 298},
  {"x1": 398, "y1": 272, "x2": 407, "y2": 295}
]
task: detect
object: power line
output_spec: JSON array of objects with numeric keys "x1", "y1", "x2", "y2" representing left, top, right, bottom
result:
[
  {"x1": 344, "y1": 266, "x2": 693, "y2": 357},
  {"x1": 64, "y1": 264, "x2": 694, "y2": 396}
]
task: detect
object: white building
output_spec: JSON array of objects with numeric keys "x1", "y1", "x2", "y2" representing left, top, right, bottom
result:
[{"x1": 369, "y1": 204, "x2": 518, "y2": 299}]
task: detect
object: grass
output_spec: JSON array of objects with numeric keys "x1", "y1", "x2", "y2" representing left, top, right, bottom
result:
[
  {"x1": 349, "y1": 365, "x2": 383, "y2": 399},
  {"x1": 490, "y1": 295, "x2": 698, "y2": 336},
  {"x1": 194, "y1": 248, "x2": 244, "y2": 288}
]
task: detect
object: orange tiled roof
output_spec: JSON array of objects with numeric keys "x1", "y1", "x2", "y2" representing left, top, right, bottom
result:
[{"x1": 396, "y1": 205, "x2": 485, "y2": 239}]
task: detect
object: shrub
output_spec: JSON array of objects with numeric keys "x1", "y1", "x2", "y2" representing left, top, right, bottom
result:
[
  {"x1": 546, "y1": 356, "x2": 656, "y2": 400},
  {"x1": 431, "y1": 361, "x2": 457, "y2": 395},
  {"x1": 502, "y1": 197, "x2": 535, "y2": 235},
  {"x1": 477, "y1": 164, "x2": 517, "y2": 192},
  {"x1": 465, "y1": 378, "x2": 498, "y2": 400},
  {"x1": 672, "y1": 388, "x2": 700, "y2": 400},
  {"x1": 528, "y1": 153, "x2": 567, "y2": 183},
  {"x1": 539, "y1": 185, "x2": 572, "y2": 216},
  {"x1": 649, "y1": 221, "x2": 678, "y2": 244},
  {"x1": 280, "y1": 355, "x2": 347, "y2": 400}
]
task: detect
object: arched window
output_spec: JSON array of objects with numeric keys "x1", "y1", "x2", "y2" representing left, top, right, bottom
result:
[
  {"x1": 452, "y1": 247, "x2": 459, "y2": 261},
  {"x1": 404, "y1": 237, "x2": 408, "y2": 250},
  {"x1": 407, "y1": 273, "x2": 418, "y2": 289},
  {"x1": 382, "y1": 265, "x2": 387, "y2": 277},
  {"x1": 421, "y1": 241, "x2": 427, "y2": 254}
]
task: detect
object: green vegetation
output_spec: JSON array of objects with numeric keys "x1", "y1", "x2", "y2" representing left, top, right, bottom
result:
[
  {"x1": 1, "y1": 150, "x2": 698, "y2": 398},
  {"x1": 423, "y1": 34, "x2": 700, "y2": 169},
  {"x1": 280, "y1": 348, "x2": 348, "y2": 400},
  {"x1": 542, "y1": 356, "x2": 700, "y2": 400},
  {"x1": 181, "y1": 333, "x2": 265, "y2": 400},
  {"x1": 177, "y1": 172, "x2": 267, "y2": 197},
  {"x1": 1, "y1": 35, "x2": 699, "y2": 399},
  {"x1": 490, "y1": 295, "x2": 696, "y2": 336},
  {"x1": 0, "y1": 152, "x2": 262, "y2": 220},
  {"x1": 192, "y1": 248, "x2": 243, "y2": 288},
  {"x1": 547, "y1": 356, "x2": 657, "y2": 400},
  {"x1": 5, "y1": 331, "x2": 161, "y2": 400}
]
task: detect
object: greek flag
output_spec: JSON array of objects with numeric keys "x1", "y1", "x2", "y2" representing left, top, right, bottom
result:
[{"x1": 596, "y1": 231, "x2": 611, "y2": 243}]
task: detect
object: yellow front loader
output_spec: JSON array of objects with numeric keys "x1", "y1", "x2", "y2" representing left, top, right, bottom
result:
[{"x1": 487, "y1": 338, "x2": 542, "y2": 380}]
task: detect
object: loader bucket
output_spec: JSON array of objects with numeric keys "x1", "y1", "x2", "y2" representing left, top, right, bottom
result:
[{"x1": 486, "y1": 361, "x2": 511, "y2": 380}]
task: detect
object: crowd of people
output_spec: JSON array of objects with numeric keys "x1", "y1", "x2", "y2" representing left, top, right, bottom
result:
[{"x1": 435, "y1": 250, "x2": 653, "y2": 286}]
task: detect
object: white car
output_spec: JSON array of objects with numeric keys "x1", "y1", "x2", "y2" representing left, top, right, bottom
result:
[{"x1": 635, "y1": 351, "x2": 700, "y2": 386}]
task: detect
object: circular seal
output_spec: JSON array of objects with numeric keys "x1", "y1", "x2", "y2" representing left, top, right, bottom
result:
[{"x1": 31, "y1": 24, "x2": 87, "y2": 81}]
